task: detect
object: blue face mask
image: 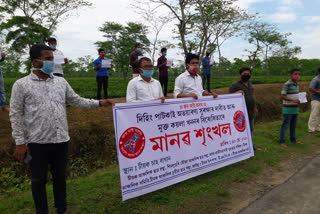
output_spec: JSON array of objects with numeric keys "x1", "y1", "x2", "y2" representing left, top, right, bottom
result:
[
  {"x1": 49, "y1": 45, "x2": 56, "y2": 50},
  {"x1": 137, "y1": 48, "x2": 141, "y2": 52},
  {"x1": 142, "y1": 69, "x2": 154, "y2": 78},
  {"x1": 36, "y1": 60, "x2": 55, "y2": 74},
  {"x1": 163, "y1": 53, "x2": 167, "y2": 56}
]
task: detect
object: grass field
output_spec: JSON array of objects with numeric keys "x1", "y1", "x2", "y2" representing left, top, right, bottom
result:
[
  {"x1": 1, "y1": 111, "x2": 319, "y2": 214},
  {"x1": 3, "y1": 75, "x2": 316, "y2": 103}
]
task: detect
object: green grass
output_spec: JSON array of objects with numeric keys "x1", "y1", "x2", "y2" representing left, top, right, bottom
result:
[
  {"x1": 1, "y1": 111, "x2": 319, "y2": 214},
  {"x1": 3, "y1": 75, "x2": 315, "y2": 104}
]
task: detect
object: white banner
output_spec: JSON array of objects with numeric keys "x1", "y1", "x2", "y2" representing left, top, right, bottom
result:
[{"x1": 113, "y1": 94, "x2": 254, "y2": 201}]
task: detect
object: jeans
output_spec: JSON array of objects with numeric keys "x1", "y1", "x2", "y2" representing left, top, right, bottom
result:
[
  {"x1": 202, "y1": 73, "x2": 211, "y2": 92},
  {"x1": 249, "y1": 117, "x2": 256, "y2": 150},
  {"x1": 280, "y1": 114, "x2": 298, "y2": 144},
  {"x1": 28, "y1": 142, "x2": 69, "y2": 214},
  {"x1": 96, "y1": 76, "x2": 108, "y2": 99},
  {"x1": 0, "y1": 68, "x2": 7, "y2": 109},
  {"x1": 53, "y1": 73, "x2": 64, "y2": 78},
  {"x1": 159, "y1": 75, "x2": 168, "y2": 97}
]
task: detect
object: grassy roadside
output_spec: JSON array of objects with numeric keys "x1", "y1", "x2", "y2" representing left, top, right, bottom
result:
[{"x1": 0, "y1": 111, "x2": 319, "y2": 214}]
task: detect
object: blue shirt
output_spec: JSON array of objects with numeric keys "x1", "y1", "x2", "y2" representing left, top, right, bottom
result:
[
  {"x1": 309, "y1": 74, "x2": 320, "y2": 101},
  {"x1": 202, "y1": 56, "x2": 212, "y2": 74},
  {"x1": 94, "y1": 57, "x2": 108, "y2": 77}
]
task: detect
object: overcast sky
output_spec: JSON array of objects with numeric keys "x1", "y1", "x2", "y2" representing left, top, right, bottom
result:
[{"x1": 54, "y1": 0, "x2": 320, "y2": 64}]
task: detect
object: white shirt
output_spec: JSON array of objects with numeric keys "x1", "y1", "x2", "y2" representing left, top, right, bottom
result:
[
  {"x1": 126, "y1": 75, "x2": 163, "y2": 102},
  {"x1": 53, "y1": 49, "x2": 64, "y2": 75},
  {"x1": 10, "y1": 72, "x2": 99, "y2": 145},
  {"x1": 174, "y1": 71, "x2": 204, "y2": 98}
]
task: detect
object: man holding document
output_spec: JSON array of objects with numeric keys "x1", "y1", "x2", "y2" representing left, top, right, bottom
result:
[
  {"x1": 94, "y1": 48, "x2": 112, "y2": 99},
  {"x1": 279, "y1": 69, "x2": 303, "y2": 148},
  {"x1": 48, "y1": 37, "x2": 68, "y2": 77}
]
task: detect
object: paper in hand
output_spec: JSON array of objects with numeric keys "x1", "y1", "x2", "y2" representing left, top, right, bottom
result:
[
  {"x1": 54, "y1": 54, "x2": 65, "y2": 64},
  {"x1": 102, "y1": 59, "x2": 112, "y2": 68},
  {"x1": 299, "y1": 92, "x2": 308, "y2": 103}
]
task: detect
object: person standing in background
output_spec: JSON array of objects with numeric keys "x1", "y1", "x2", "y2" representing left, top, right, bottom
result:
[
  {"x1": 157, "y1": 48, "x2": 169, "y2": 97},
  {"x1": 202, "y1": 50, "x2": 213, "y2": 92},
  {"x1": 94, "y1": 48, "x2": 111, "y2": 99},
  {"x1": 48, "y1": 37, "x2": 68, "y2": 77},
  {"x1": 0, "y1": 46, "x2": 10, "y2": 112},
  {"x1": 308, "y1": 68, "x2": 320, "y2": 134},
  {"x1": 130, "y1": 43, "x2": 143, "y2": 78}
]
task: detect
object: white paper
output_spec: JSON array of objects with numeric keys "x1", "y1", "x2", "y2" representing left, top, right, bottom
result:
[
  {"x1": 54, "y1": 54, "x2": 65, "y2": 64},
  {"x1": 166, "y1": 60, "x2": 173, "y2": 67},
  {"x1": 209, "y1": 60, "x2": 215, "y2": 65},
  {"x1": 101, "y1": 59, "x2": 112, "y2": 68},
  {"x1": 299, "y1": 92, "x2": 308, "y2": 103}
]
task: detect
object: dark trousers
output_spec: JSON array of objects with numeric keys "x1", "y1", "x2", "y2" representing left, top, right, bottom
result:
[
  {"x1": 28, "y1": 142, "x2": 69, "y2": 214},
  {"x1": 159, "y1": 75, "x2": 168, "y2": 97},
  {"x1": 96, "y1": 76, "x2": 108, "y2": 99},
  {"x1": 280, "y1": 114, "x2": 298, "y2": 144},
  {"x1": 202, "y1": 73, "x2": 211, "y2": 92}
]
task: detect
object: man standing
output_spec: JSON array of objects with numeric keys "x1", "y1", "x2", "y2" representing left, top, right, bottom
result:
[
  {"x1": 308, "y1": 68, "x2": 320, "y2": 133},
  {"x1": 126, "y1": 57, "x2": 164, "y2": 103},
  {"x1": 202, "y1": 50, "x2": 213, "y2": 92},
  {"x1": 48, "y1": 37, "x2": 68, "y2": 77},
  {"x1": 10, "y1": 44, "x2": 114, "y2": 214},
  {"x1": 229, "y1": 67, "x2": 260, "y2": 151},
  {"x1": 279, "y1": 69, "x2": 303, "y2": 148},
  {"x1": 94, "y1": 48, "x2": 112, "y2": 99},
  {"x1": 0, "y1": 47, "x2": 9, "y2": 112},
  {"x1": 174, "y1": 53, "x2": 218, "y2": 99},
  {"x1": 129, "y1": 43, "x2": 143, "y2": 78},
  {"x1": 157, "y1": 48, "x2": 169, "y2": 97}
]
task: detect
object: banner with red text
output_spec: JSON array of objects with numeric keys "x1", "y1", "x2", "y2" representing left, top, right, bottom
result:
[{"x1": 113, "y1": 94, "x2": 254, "y2": 201}]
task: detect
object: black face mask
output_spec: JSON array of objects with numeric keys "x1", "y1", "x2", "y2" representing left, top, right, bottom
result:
[{"x1": 241, "y1": 74, "x2": 251, "y2": 82}]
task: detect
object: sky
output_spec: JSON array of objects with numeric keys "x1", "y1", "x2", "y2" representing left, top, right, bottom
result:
[{"x1": 54, "y1": 0, "x2": 320, "y2": 64}]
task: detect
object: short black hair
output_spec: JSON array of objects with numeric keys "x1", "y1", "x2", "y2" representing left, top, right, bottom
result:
[
  {"x1": 185, "y1": 53, "x2": 199, "y2": 64},
  {"x1": 98, "y1": 48, "x2": 105, "y2": 54},
  {"x1": 47, "y1": 37, "x2": 57, "y2": 43},
  {"x1": 30, "y1": 44, "x2": 52, "y2": 61},
  {"x1": 135, "y1": 43, "x2": 141, "y2": 48},
  {"x1": 239, "y1": 67, "x2": 251, "y2": 74},
  {"x1": 161, "y1": 48, "x2": 167, "y2": 53},
  {"x1": 138, "y1": 57, "x2": 152, "y2": 68},
  {"x1": 290, "y1": 68, "x2": 300, "y2": 74}
]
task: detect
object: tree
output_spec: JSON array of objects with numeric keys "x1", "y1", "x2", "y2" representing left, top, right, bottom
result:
[
  {"x1": 0, "y1": 0, "x2": 91, "y2": 53},
  {"x1": 95, "y1": 22, "x2": 150, "y2": 80}
]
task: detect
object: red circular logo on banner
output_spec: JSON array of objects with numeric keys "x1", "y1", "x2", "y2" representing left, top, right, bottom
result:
[
  {"x1": 233, "y1": 111, "x2": 246, "y2": 132},
  {"x1": 119, "y1": 127, "x2": 145, "y2": 159}
]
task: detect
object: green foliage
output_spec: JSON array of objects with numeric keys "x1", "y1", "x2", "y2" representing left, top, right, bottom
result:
[
  {"x1": 0, "y1": 164, "x2": 30, "y2": 193},
  {"x1": 95, "y1": 21, "x2": 150, "y2": 79}
]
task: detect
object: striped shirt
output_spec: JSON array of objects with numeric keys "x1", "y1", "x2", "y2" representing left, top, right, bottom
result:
[{"x1": 281, "y1": 79, "x2": 299, "y2": 114}]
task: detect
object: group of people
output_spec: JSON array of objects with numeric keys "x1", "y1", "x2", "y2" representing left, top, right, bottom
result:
[{"x1": 0, "y1": 40, "x2": 319, "y2": 214}]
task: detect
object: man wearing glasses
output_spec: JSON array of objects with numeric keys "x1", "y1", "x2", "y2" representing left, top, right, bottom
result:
[{"x1": 126, "y1": 57, "x2": 165, "y2": 103}]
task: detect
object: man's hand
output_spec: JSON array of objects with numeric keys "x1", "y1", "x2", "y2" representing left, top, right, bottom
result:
[
  {"x1": 236, "y1": 90, "x2": 244, "y2": 95},
  {"x1": 293, "y1": 99, "x2": 300, "y2": 104},
  {"x1": 15, "y1": 145, "x2": 29, "y2": 163},
  {"x1": 210, "y1": 92, "x2": 218, "y2": 98},
  {"x1": 154, "y1": 96, "x2": 165, "y2": 103},
  {"x1": 100, "y1": 99, "x2": 115, "y2": 106},
  {"x1": 254, "y1": 107, "x2": 259, "y2": 117},
  {"x1": 190, "y1": 93, "x2": 198, "y2": 100}
]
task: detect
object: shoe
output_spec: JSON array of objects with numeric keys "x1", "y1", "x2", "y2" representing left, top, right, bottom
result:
[
  {"x1": 2, "y1": 107, "x2": 10, "y2": 113},
  {"x1": 254, "y1": 147, "x2": 262, "y2": 151},
  {"x1": 280, "y1": 144, "x2": 288, "y2": 148},
  {"x1": 294, "y1": 141, "x2": 303, "y2": 144}
]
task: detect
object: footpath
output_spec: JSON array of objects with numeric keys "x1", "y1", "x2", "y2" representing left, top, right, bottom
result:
[{"x1": 239, "y1": 153, "x2": 320, "y2": 214}]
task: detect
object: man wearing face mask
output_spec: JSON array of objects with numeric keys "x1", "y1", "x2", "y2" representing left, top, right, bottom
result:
[
  {"x1": 129, "y1": 43, "x2": 143, "y2": 78},
  {"x1": 126, "y1": 57, "x2": 165, "y2": 103},
  {"x1": 202, "y1": 50, "x2": 213, "y2": 92},
  {"x1": 48, "y1": 37, "x2": 68, "y2": 77},
  {"x1": 9, "y1": 44, "x2": 114, "y2": 214},
  {"x1": 229, "y1": 67, "x2": 260, "y2": 151},
  {"x1": 157, "y1": 48, "x2": 169, "y2": 97},
  {"x1": 174, "y1": 53, "x2": 218, "y2": 99},
  {"x1": 279, "y1": 69, "x2": 303, "y2": 148}
]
